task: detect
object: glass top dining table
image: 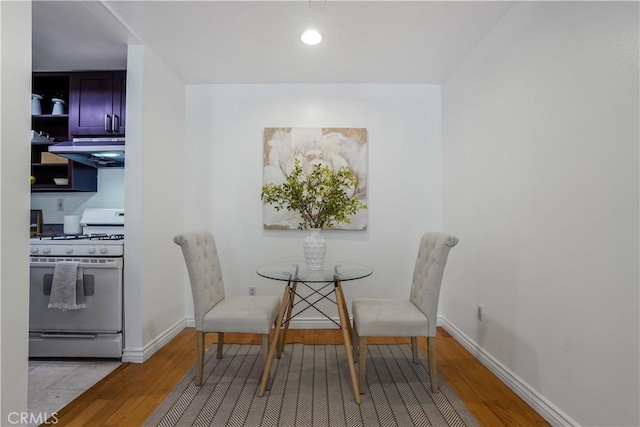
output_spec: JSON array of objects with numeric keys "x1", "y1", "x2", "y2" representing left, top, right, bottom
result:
[
  {"x1": 256, "y1": 261, "x2": 373, "y2": 283},
  {"x1": 256, "y1": 261, "x2": 373, "y2": 404}
]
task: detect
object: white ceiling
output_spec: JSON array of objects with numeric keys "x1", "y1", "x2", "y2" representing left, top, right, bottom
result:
[
  {"x1": 33, "y1": 1, "x2": 513, "y2": 84},
  {"x1": 32, "y1": 1, "x2": 132, "y2": 72}
]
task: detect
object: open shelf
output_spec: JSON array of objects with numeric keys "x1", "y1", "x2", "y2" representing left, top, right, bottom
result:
[{"x1": 31, "y1": 72, "x2": 97, "y2": 192}]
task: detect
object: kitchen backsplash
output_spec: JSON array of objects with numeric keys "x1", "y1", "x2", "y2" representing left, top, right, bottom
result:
[{"x1": 30, "y1": 168, "x2": 125, "y2": 226}]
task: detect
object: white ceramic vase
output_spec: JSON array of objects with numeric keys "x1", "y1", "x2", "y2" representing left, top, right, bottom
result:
[{"x1": 303, "y1": 228, "x2": 327, "y2": 271}]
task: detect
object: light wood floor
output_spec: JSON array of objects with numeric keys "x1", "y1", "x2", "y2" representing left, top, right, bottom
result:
[{"x1": 50, "y1": 328, "x2": 549, "y2": 426}]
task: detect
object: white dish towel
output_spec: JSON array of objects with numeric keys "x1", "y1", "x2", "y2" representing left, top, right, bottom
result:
[{"x1": 48, "y1": 261, "x2": 86, "y2": 310}]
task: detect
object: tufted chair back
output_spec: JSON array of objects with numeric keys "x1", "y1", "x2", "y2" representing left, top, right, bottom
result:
[
  {"x1": 174, "y1": 231, "x2": 226, "y2": 331},
  {"x1": 409, "y1": 232, "x2": 459, "y2": 336}
]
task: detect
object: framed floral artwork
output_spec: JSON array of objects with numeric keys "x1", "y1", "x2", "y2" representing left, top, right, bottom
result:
[{"x1": 263, "y1": 127, "x2": 368, "y2": 230}]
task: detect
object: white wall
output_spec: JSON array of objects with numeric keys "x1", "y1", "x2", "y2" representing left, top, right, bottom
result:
[
  {"x1": 442, "y1": 2, "x2": 639, "y2": 426},
  {"x1": 123, "y1": 45, "x2": 186, "y2": 361},
  {"x1": 183, "y1": 84, "x2": 442, "y2": 326},
  {"x1": 0, "y1": 0, "x2": 31, "y2": 421},
  {"x1": 30, "y1": 168, "x2": 124, "y2": 225}
]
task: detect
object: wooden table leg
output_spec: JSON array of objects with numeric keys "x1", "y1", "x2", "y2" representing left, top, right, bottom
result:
[
  {"x1": 334, "y1": 278, "x2": 361, "y2": 404},
  {"x1": 258, "y1": 279, "x2": 290, "y2": 397},
  {"x1": 279, "y1": 281, "x2": 297, "y2": 355},
  {"x1": 337, "y1": 281, "x2": 353, "y2": 342}
]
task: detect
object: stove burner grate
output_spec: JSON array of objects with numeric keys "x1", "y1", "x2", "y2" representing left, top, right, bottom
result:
[
  {"x1": 90, "y1": 234, "x2": 125, "y2": 241},
  {"x1": 37, "y1": 234, "x2": 125, "y2": 241},
  {"x1": 42, "y1": 234, "x2": 90, "y2": 241}
]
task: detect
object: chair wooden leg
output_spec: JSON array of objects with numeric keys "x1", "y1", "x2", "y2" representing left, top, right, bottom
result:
[
  {"x1": 216, "y1": 332, "x2": 224, "y2": 359},
  {"x1": 427, "y1": 336, "x2": 438, "y2": 392},
  {"x1": 358, "y1": 336, "x2": 367, "y2": 392},
  {"x1": 411, "y1": 336, "x2": 419, "y2": 363},
  {"x1": 196, "y1": 331, "x2": 205, "y2": 385},
  {"x1": 261, "y1": 334, "x2": 272, "y2": 390},
  {"x1": 261, "y1": 334, "x2": 269, "y2": 365}
]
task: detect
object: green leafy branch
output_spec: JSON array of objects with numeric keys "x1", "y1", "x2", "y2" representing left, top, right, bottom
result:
[{"x1": 261, "y1": 159, "x2": 367, "y2": 229}]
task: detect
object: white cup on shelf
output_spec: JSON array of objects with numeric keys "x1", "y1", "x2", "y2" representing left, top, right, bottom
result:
[
  {"x1": 51, "y1": 98, "x2": 65, "y2": 115},
  {"x1": 31, "y1": 94, "x2": 42, "y2": 115}
]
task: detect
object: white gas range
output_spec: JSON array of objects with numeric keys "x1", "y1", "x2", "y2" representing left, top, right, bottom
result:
[
  {"x1": 29, "y1": 208, "x2": 125, "y2": 359},
  {"x1": 30, "y1": 208, "x2": 124, "y2": 257}
]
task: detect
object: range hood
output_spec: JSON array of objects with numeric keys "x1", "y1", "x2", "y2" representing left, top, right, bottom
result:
[{"x1": 48, "y1": 137, "x2": 125, "y2": 168}]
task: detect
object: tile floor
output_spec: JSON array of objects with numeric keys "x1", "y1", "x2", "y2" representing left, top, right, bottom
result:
[{"x1": 28, "y1": 359, "x2": 121, "y2": 426}]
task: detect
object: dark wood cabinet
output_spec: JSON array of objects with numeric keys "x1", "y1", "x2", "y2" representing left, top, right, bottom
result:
[
  {"x1": 31, "y1": 72, "x2": 97, "y2": 192},
  {"x1": 31, "y1": 70, "x2": 126, "y2": 192},
  {"x1": 69, "y1": 71, "x2": 126, "y2": 137},
  {"x1": 113, "y1": 71, "x2": 127, "y2": 135}
]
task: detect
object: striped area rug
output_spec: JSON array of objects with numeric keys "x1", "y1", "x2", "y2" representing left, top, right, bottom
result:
[{"x1": 145, "y1": 343, "x2": 479, "y2": 427}]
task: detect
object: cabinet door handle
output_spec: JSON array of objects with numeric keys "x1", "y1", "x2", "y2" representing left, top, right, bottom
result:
[
  {"x1": 105, "y1": 114, "x2": 112, "y2": 132},
  {"x1": 112, "y1": 114, "x2": 119, "y2": 133}
]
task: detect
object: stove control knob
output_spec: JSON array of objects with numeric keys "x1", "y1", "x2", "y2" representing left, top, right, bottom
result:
[
  {"x1": 42, "y1": 247, "x2": 51, "y2": 254},
  {"x1": 30, "y1": 246, "x2": 39, "y2": 254},
  {"x1": 65, "y1": 246, "x2": 73, "y2": 254},
  {"x1": 99, "y1": 246, "x2": 108, "y2": 254},
  {"x1": 87, "y1": 247, "x2": 97, "y2": 254}
]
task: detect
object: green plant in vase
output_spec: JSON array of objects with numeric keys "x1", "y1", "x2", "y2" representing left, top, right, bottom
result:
[
  {"x1": 261, "y1": 159, "x2": 367, "y2": 270},
  {"x1": 261, "y1": 159, "x2": 367, "y2": 230}
]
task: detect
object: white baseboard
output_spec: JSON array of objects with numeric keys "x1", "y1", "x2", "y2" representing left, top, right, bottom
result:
[
  {"x1": 439, "y1": 317, "x2": 577, "y2": 427},
  {"x1": 122, "y1": 318, "x2": 187, "y2": 363}
]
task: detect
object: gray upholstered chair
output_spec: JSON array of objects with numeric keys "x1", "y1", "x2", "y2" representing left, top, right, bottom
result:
[
  {"x1": 174, "y1": 231, "x2": 281, "y2": 386},
  {"x1": 351, "y1": 232, "x2": 459, "y2": 393}
]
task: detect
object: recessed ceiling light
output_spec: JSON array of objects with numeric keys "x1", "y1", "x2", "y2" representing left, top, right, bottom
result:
[{"x1": 301, "y1": 29, "x2": 322, "y2": 45}]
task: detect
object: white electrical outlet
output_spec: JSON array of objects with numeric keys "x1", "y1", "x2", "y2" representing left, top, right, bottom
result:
[
  {"x1": 56, "y1": 199, "x2": 64, "y2": 212},
  {"x1": 249, "y1": 286, "x2": 256, "y2": 296},
  {"x1": 477, "y1": 305, "x2": 483, "y2": 321}
]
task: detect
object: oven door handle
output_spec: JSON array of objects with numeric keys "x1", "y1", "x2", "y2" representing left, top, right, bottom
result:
[{"x1": 38, "y1": 333, "x2": 97, "y2": 339}]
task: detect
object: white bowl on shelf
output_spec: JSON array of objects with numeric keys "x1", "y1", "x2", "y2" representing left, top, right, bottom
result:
[{"x1": 53, "y1": 178, "x2": 68, "y2": 186}]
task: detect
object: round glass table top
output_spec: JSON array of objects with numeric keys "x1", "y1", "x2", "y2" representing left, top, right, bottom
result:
[{"x1": 256, "y1": 261, "x2": 373, "y2": 283}]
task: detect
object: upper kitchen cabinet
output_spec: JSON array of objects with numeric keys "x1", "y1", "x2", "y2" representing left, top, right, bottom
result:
[
  {"x1": 69, "y1": 71, "x2": 126, "y2": 137},
  {"x1": 31, "y1": 72, "x2": 97, "y2": 192},
  {"x1": 32, "y1": 73, "x2": 70, "y2": 141}
]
